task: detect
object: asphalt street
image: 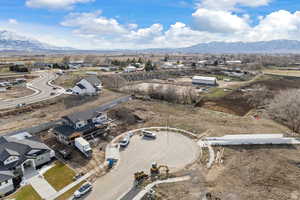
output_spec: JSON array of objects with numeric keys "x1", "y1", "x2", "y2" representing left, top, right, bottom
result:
[
  {"x1": 85, "y1": 131, "x2": 199, "y2": 200},
  {"x1": 0, "y1": 72, "x2": 64, "y2": 110}
]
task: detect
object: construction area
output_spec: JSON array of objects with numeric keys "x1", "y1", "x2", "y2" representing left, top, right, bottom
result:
[{"x1": 1, "y1": 65, "x2": 300, "y2": 200}]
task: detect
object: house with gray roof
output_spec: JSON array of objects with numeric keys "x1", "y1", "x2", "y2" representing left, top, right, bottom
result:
[
  {"x1": 72, "y1": 75, "x2": 102, "y2": 96},
  {"x1": 53, "y1": 109, "x2": 108, "y2": 145},
  {"x1": 0, "y1": 133, "x2": 54, "y2": 196}
]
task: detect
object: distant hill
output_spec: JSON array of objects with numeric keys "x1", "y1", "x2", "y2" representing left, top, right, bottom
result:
[
  {"x1": 177, "y1": 40, "x2": 300, "y2": 54},
  {"x1": 0, "y1": 30, "x2": 73, "y2": 52}
]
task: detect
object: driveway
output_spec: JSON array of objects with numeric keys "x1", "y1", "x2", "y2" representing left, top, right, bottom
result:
[
  {"x1": 85, "y1": 131, "x2": 199, "y2": 200},
  {"x1": 0, "y1": 71, "x2": 63, "y2": 110}
]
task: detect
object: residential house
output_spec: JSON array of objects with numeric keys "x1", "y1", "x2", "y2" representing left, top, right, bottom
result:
[
  {"x1": 53, "y1": 110, "x2": 108, "y2": 145},
  {"x1": 0, "y1": 133, "x2": 54, "y2": 196},
  {"x1": 72, "y1": 76, "x2": 102, "y2": 96},
  {"x1": 124, "y1": 66, "x2": 137, "y2": 73}
]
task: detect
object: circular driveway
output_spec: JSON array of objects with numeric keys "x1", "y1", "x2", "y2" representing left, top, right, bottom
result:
[{"x1": 86, "y1": 131, "x2": 199, "y2": 200}]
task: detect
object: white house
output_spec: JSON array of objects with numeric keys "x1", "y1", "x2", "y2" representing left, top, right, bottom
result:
[
  {"x1": 124, "y1": 66, "x2": 137, "y2": 73},
  {"x1": 192, "y1": 76, "x2": 217, "y2": 86},
  {"x1": 0, "y1": 133, "x2": 55, "y2": 197},
  {"x1": 0, "y1": 171, "x2": 14, "y2": 197},
  {"x1": 72, "y1": 76, "x2": 102, "y2": 96}
]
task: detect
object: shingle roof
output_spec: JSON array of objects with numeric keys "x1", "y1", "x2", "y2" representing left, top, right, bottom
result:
[
  {"x1": 84, "y1": 76, "x2": 101, "y2": 86},
  {"x1": 63, "y1": 110, "x2": 101, "y2": 124},
  {"x1": 0, "y1": 135, "x2": 51, "y2": 171},
  {"x1": 0, "y1": 170, "x2": 14, "y2": 182}
]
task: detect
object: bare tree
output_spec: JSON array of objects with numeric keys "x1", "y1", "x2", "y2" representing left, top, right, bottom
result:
[
  {"x1": 62, "y1": 56, "x2": 70, "y2": 64},
  {"x1": 245, "y1": 84, "x2": 273, "y2": 108},
  {"x1": 267, "y1": 89, "x2": 300, "y2": 133}
]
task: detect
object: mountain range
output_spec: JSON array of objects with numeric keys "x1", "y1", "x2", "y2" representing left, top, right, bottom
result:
[
  {"x1": 0, "y1": 30, "x2": 72, "y2": 52},
  {"x1": 1, "y1": 30, "x2": 300, "y2": 54}
]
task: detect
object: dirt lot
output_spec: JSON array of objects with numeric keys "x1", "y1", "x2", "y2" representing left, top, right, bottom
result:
[
  {"x1": 0, "y1": 86, "x2": 34, "y2": 99},
  {"x1": 0, "y1": 89, "x2": 124, "y2": 134},
  {"x1": 153, "y1": 144, "x2": 300, "y2": 200},
  {"x1": 263, "y1": 69, "x2": 300, "y2": 77},
  {"x1": 197, "y1": 75, "x2": 300, "y2": 117},
  {"x1": 38, "y1": 131, "x2": 106, "y2": 176}
]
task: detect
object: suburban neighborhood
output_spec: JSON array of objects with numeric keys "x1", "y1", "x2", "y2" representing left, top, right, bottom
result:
[{"x1": 1, "y1": 1, "x2": 300, "y2": 200}]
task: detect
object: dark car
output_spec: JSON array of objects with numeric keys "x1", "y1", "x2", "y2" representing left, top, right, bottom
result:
[{"x1": 58, "y1": 149, "x2": 72, "y2": 160}]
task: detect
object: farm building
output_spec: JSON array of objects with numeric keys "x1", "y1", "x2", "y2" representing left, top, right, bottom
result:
[{"x1": 192, "y1": 76, "x2": 217, "y2": 86}]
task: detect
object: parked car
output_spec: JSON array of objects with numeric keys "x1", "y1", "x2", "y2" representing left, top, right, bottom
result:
[
  {"x1": 73, "y1": 172, "x2": 85, "y2": 181},
  {"x1": 119, "y1": 136, "x2": 130, "y2": 148},
  {"x1": 58, "y1": 149, "x2": 72, "y2": 160},
  {"x1": 142, "y1": 130, "x2": 156, "y2": 139},
  {"x1": 74, "y1": 182, "x2": 93, "y2": 198},
  {"x1": 16, "y1": 103, "x2": 26, "y2": 108}
]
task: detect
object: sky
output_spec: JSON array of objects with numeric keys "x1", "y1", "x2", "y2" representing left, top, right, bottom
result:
[{"x1": 0, "y1": 0, "x2": 300, "y2": 50}]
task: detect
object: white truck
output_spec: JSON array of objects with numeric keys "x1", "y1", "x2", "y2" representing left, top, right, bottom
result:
[{"x1": 74, "y1": 137, "x2": 92, "y2": 158}]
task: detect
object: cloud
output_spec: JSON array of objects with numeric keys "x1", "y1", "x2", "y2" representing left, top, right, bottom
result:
[
  {"x1": 61, "y1": 11, "x2": 128, "y2": 37},
  {"x1": 8, "y1": 19, "x2": 18, "y2": 25},
  {"x1": 246, "y1": 10, "x2": 300, "y2": 41},
  {"x1": 26, "y1": 0, "x2": 94, "y2": 9},
  {"x1": 197, "y1": 0, "x2": 271, "y2": 11},
  {"x1": 192, "y1": 8, "x2": 250, "y2": 33}
]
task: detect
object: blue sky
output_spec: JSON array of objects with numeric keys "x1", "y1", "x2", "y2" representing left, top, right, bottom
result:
[{"x1": 0, "y1": 0, "x2": 300, "y2": 49}]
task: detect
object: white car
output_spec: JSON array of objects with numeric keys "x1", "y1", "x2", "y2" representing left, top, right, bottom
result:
[
  {"x1": 74, "y1": 182, "x2": 93, "y2": 198},
  {"x1": 119, "y1": 136, "x2": 130, "y2": 148},
  {"x1": 142, "y1": 131, "x2": 157, "y2": 139}
]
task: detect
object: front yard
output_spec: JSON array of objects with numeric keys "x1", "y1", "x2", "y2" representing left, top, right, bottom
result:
[
  {"x1": 56, "y1": 181, "x2": 85, "y2": 200},
  {"x1": 8, "y1": 185, "x2": 42, "y2": 200},
  {"x1": 43, "y1": 161, "x2": 76, "y2": 191}
]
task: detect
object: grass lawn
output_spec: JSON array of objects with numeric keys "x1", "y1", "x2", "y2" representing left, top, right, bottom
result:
[
  {"x1": 44, "y1": 161, "x2": 76, "y2": 191},
  {"x1": 263, "y1": 69, "x2": 300, "y2": 77},
  {"x1": 204, "y1": 88, "x2": 229, "y2": 100},
  {"x1": 55, "y1": 181, "x2": 85, "y2": 200},
  {"x1": 9, "y1": 185, "x2": 42, "y2": 200}
]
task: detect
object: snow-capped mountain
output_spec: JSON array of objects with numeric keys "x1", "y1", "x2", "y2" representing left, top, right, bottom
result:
[{"x1": 0, "y1": 30, "x2": 72, "y2": 51}]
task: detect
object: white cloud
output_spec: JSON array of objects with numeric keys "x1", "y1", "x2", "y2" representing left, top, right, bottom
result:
[
  {"x1": 197, "y1": 0, "x2": 271, "y2": 11},
  {"x1": 192, "y1": 8, "x2": 250, "y2": 33},
  {"x1": 61, "y1": 11, "x2": 128, "y2": 37},
  {"x1": 127, "y1": 24, "x2": 163, "y2": 41},
  {"x1": 246, "y1": 10, "x2": 300, "y2": 41},
  {"x1": 26, "y1": 0, "x2": 94, "y2": 9},
  {"x1": 8, "y1": 19, "x2": 18, "y2": 25}
]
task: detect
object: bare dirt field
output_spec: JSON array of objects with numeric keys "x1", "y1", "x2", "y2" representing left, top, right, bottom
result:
[
  {"x1": 0, "y1": 89, "x2": 124, "y2": 134},
  {"x1": 153, "y1": 144, "x2": 300, "y2": 200},
  {"x1": 198, "y1": 75, "x2": 300, "y2": 117},
  {"x1": 0, "y1": 86, "x2": 35, "y2": 99},
  {"x1": 263, "y1": 69, "x2": 300, "y2": 77}
]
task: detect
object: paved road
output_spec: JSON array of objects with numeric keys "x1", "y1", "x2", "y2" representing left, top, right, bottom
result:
[
  {"x1": 85, "y1": 131, "x2": 199, "y2": 200},
  {"x1": 0, "y1": 72, "x2": 64, "y2": 110}
]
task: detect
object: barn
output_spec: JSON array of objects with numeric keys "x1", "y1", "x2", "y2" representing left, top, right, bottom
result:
[{"x1": 192, "y1": 76, "x2": 217, "y2": 86}]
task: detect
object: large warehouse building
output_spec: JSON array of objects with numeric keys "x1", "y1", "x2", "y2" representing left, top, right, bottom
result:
[{"x1": 192, "y1": 76, "x2": 217, "y2": 86}]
